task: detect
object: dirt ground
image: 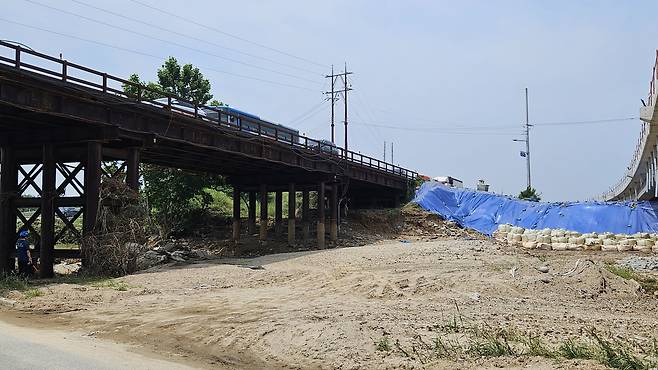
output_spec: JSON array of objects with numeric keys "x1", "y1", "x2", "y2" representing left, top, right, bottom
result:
[{"x1": 2, "y1": 226, "x2": 658, "y2": 369}]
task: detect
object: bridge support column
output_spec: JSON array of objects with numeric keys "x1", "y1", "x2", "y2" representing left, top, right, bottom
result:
[
  {"x1": 40, "y1": 144, "x2": 56, "y2": 278},
  {"x1": 301, "y1": 190, "x2": 310, "y2": 241},
  {"x1": 275, "y1": 191, "x2": 283, "y2": 237},
  {"x1": 0, "y1": 147, "x2": 17, "y2": 274},
  {"x1": 248, "y1": 191, "x2": 257, "y2": 235},
  {"x1": 259, "y1": 184, "x2": 268, "y2": 243},
  {"x1": 232, "y1": 187, "x2": 241, "y2": 242},
  {"x1": 317, "y1": 182, "x2": 325, "y2": 249},
  {"x1": 83, "y1": 142, "x2": 102, "y2": 266},
  {"x1": 288, "y1": 183, "x2": 296, "y2": 246},
  {"x1": 126, "y1": 148, "x2": 140, "y2": 191},
  {"x1": 330, "y1": 185, "x2": 338, "y2": 243}
]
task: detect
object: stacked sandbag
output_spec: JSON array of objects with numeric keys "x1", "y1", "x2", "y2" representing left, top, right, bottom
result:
[{"x1": 493, "y1": 224, "x2": 657, "y2": 254}]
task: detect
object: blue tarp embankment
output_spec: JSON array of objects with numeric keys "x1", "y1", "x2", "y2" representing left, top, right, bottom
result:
[{"x1": 413, "y1": 182, "x2": 658, "y2": 236}]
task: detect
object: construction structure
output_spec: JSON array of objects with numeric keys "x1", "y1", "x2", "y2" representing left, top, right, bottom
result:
[{"x1": 0, "y1": 42, "x2": 417, "y2": 277}]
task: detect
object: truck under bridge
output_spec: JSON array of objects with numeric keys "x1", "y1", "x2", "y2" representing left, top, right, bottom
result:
[{"x1": 0, "y1": 41, "x2": 417, "y2": 277}]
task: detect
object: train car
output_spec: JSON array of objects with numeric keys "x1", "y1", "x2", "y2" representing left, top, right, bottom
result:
[{"x1": 204, "y1": 106, "x2": 300, "y2": 143}]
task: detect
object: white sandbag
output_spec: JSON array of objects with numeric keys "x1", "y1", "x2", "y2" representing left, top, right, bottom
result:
[
  {"x1": 552, "y1": 243, "x2": 567, "y2": 251},
  {"x1": 584, "y1": 238, "x2": 602, "y2": 246},
  {"x1": 536, "y1": 242, "x2": 552, "y2": 250},
  {"x1": 566, "y1": 244, "x2": 583, "y2": 251},
  {"x1": 555, "y1": 236, "x2": 569, "y2": 243},
  {"x1": 601, "y1": 245, "x2": 618, "y2": 252},
  {"x1": 522, "y1": 241, "x2": 537, "y2": 249},
  {"x1": 568, "y1": 237, "x2": 585, "y2": 245},
  {"x1": 602, "y1": 239, "x2": 618, "y2": 246},
  {"x1": 617, "y1": 244, "x2": 633, "y2": 252},
  {"x1": 583, "y1": 244, "x2": 602, "y2": 251},
  {"x1": 537, "y1": 236, "x2": 552, "y2": 244}
]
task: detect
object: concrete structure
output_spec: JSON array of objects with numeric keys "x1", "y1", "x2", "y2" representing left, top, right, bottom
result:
[{"x1": 602, "y1": 51, "x2": 658, "y2": 201}]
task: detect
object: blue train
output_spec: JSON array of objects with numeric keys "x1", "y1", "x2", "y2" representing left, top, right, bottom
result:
[{"x1": 153, "y1": 99, "x2": 299, "y2": 143}]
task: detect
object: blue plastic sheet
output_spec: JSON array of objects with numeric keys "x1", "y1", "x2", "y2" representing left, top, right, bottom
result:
[{"x1": 413, "y1": 182, "x2": 658, "y2": 236}]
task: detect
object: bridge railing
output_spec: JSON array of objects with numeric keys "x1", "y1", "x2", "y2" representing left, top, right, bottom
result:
[
  {"x1": 600, "y1": 51, "x2": 658, "y2": 201},
  {"x1": 0, "y1": 41, "x2": 418, "y2": 182}
]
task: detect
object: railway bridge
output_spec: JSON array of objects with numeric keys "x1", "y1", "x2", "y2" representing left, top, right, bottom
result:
[
  {"x1": 0, "y1": 42, "x2": 417, "y2": 277},
  {"x1": 602, "y1": 51, "x2": 658, "y2": 201}
]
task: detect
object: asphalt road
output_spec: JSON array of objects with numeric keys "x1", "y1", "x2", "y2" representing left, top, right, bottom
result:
[{"x1": 0, "y1": 319, "x2": 198, "y2": 370}]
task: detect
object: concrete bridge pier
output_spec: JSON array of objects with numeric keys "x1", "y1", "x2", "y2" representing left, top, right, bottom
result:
[
  {"x1": 317, "y1": 182, "x2": 325, "y2": 249},
  {"x1": 274, "y1": 191, "x2": 283, "y2": 236},
  {"x1": 330, "y1": 184, "x2": 338, "y2": 242},
  {"x1": 288, "y1": 183, "x2": 296, "y2": 246},
  {"x1": 301, "y1": 190, "x2": 310, "y2": 241},
  {"x1": 232, "y1": 187, "x2": 241, "y2": 242},
  {"x1": 247, "y1": 192, "x2": 257, "y2": 235},
  {"x1": 259, "y1": 184, "x2": 268, "y2": 244}
]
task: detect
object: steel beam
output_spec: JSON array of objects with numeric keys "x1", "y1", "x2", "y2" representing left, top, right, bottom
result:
[{"x1": 40, "y1": 144, "x2": 55, "y2": 278}]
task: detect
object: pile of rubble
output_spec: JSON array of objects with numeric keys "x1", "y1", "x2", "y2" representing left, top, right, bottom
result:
[
  {"x1": 137, "y1": 240, "x2": 219, "y2": 270},
  {"x1": 494, "y1": 224, "x2": 658, "y2": 253}
]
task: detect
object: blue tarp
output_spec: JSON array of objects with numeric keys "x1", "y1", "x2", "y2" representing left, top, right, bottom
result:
[{"x1": 413, "y1": 182, "x2": 658, "y2": 236}]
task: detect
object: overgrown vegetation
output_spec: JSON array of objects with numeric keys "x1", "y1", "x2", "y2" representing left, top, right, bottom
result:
[
  {"x1": 379, "y1": 308, "x2": 658, "y2": 369},
  {"x1": 605, "y1": 262, "x2": 658, "y2": 294},
  {"x1": 0, "y1": 274, "x2": 29, "y2": 294},
  {"x1": 518, "y1": 187, "x2": 541, "y2": 202}
]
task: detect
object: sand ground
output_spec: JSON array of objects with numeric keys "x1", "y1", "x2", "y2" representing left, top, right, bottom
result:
[{"x1": 2, "y1": 238, "x2": 657, "y2": 369}]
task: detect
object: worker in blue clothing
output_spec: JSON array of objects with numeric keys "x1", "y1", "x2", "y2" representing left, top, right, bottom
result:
[{"x1": 15, "y1": 230, "x2": 34, "y2": 277}]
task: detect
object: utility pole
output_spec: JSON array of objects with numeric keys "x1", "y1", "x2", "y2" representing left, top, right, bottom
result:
[
  {"x1": 514, "y1": 88, "x2": 532, "y2": 190},
  {"x1": 524, "y1": 88, "x2": 531, "y2": 189},
  {"x1": 325, "y1": 64, "x2": 352, "y2": 155},
  {"x1": 324, "y1": 65, "x2": 337, "y2": 143},
  {"x1": 384, "y1": 141, "x2": 387, "y2": 161},
  {"x1": 391, "y1": 142, "x2": 394, "y2": 164}
]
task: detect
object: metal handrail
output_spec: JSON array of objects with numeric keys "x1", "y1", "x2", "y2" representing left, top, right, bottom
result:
[{"x1": 0, "y1": 41, "x2": 419, "y2": 181}]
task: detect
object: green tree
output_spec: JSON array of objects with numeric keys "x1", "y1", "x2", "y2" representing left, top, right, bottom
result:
[
  {"x1": 124, "y1": 57, "x2": 223, "y2": 235},
  {"x1": 519, "y1": 187, "x2": 541, "y2": 202},
  {"x1": 156, "y1": 57, "x2": 213, "y2": 104}
]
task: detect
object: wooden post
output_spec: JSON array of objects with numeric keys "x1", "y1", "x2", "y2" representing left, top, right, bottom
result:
[
  {"x1": 275, "y1": 191, "x2": 283, "y2": 236},
  {"x1": 287, "y1": 183, "x2": 296, "y2": 246},
  {"x1": 84, "y1": 142, "x2": 102, "y2": 236},
  {"x1": 83, "y1": 142, "x2": 102, "y2": 267},
  {"x1": 40, "y1": 144, "x2": 56, "y2": 278},
  {"x1": 301, "y1": 190, "x2": 310, "y2": 241},
  {"x1": 0, "y1": 147, "x2": 17, "y2": 274},
  {"x1": 259, "y1": 184, "x2": 268, "y2": 242},
  {"x1": 248, "y1": 191, "x2": 257, "y2": 235},
  {"x1": 317, "y1": 182, "x2": 325, "y2": 249},
  {"x1": 232, "y1": 186, "x2": 240, "y2": 242},
  {"x1": 126, "y1": 148, "x2": 140, "y2": 191},
  {"x1": 330, "y1": 185, "x2": 338, "y2": 242}
]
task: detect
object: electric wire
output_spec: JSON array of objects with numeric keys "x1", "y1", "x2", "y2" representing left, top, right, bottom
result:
[
  {"x1": 0, "y1": 17, "x2": 320, "y2": 92},
  {"x1": 22, "y1": 0, "x2": 323, "y2": 86},
  {"x1": 128, "y1": 0, "x2": 327, "y2": 70},
  {"x1": 68, "y1": 0, "x2": 323, "y2": 77}
]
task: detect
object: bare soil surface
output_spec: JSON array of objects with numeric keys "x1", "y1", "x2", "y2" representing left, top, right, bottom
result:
[{"x1": 3, "y1": 231, "x2": 658, "y2": 369}]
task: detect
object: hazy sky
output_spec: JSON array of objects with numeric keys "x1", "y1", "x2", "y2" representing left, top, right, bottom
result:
[{"x1": 3, "y1": 0, "x2": 657, "y2": 201}]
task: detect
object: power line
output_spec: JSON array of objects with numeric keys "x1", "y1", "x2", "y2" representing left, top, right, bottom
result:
[
  {"x1": 0, "y1": 17, "x2": 320, "y2": 92},
  {"x1": 23, "y1": 0, "x2": 322, "y2": 86},
  {"x1": 129, "y1": 0, "x2": 327, "y2": 69},
  {"x1": 349, "y1": 117, "x2": 639, "y2": 132},
  {"x1": 68, "y1": 0, "x2": 322, "y2": 77}
]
